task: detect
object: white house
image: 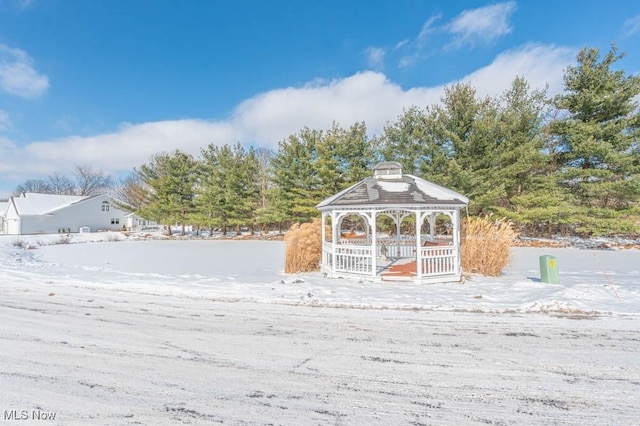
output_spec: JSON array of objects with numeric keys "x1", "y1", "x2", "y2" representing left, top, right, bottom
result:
[
  {"x1": 1, "y1": 192, "x2": 138, "y2": 235},
  {"x1": 0, "y1": 199, "x2": 9, "y2": 235}
]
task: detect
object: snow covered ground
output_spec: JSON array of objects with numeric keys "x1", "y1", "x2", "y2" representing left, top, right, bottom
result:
[{"x1": 1, "y1": 233, "x2": 639, "y2": 424}]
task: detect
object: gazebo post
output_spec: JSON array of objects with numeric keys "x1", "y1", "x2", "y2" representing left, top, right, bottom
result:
[
  {"x1": 331, "y1": 210, "x2": 338, "y2": 276},
  {"x1": 371, "y1": 210, "x2": 377, "y2": 278},
  {"x1": 454, "y1": 208, "x2": 461, "y2": 277},
  {"x1": 415, "y1": 210, "x2": 422, "y2": 280},
  {"x1": 321, "y1": 212, "x2": 326, "y2": 268},
  {"x1": 395, "y1": 211, "x2": 401, "y2": 258}
]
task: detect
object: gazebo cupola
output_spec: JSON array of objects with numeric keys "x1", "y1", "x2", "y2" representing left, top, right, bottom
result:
[{"x1": 317, "y1": 162, "x2": 469, "y2": 284}]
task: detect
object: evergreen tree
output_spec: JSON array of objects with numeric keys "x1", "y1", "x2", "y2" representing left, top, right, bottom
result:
[
  {"x1": 197, "y1": 143, "x2": 260, "y2": 234},
  {"x1": 270, "y1": 128, "x2": 322, "y2": 222},
  {"x1": 493, "y1": 77, "x2": 549, "y2": 204},
  {"x1": 376, "y1": 107, "x2": 432, "y2": 175},
  {"x1": 271, "y1": 123, "x2": 376, "y2": 223},
  {"x1": 136, "y1": 151, "x2": 198, "y2": 235},
  {"x1": 316, "y1": 121, "x2": 374, "y2": 198},
  {"x1": 549, "y1": 45, "x2": 640, "y2": 234},
  {"x1": 423, "y1": 84, "x2": 500, "y2": 212}
]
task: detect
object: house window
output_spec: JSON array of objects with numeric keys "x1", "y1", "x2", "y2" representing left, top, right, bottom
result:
[
  {"x1": 111, "y1": 218, "x2": 120, "y2": 225},
  {"x1": 101, "y1": 201, "x2": 110, "y2": 212}
]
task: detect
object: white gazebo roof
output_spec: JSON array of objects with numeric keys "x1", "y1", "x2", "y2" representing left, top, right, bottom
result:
[{"x1": 317, "y1": 162, "x2": 468, "y2": 210}]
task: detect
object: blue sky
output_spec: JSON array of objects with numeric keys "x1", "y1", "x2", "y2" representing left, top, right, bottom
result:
[{"x1": 1, "y1": 0, "x2": 640, "y2": 197}]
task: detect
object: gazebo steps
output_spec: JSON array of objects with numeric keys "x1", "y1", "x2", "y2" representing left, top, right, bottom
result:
[{"x1": 381, "y1": 274, "x2": 414, "y2": 282}]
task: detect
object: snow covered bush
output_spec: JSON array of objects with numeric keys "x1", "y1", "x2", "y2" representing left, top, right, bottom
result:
[
  {"x1": 11, "y1": 239, "x2": 38, "y2": 250},
  {"x1": 53, "y1": 235, "x2": 72, "y2": 245},
  {"x1": 105, "y1": 232, "x2": 123, "y2": 242},
  {"x1": 461, "y1": 216, "x2": 517, "y2": 277}
]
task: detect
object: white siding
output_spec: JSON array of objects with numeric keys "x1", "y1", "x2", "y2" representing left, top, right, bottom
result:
[
  {"x1": 15, "y1": 195, "x2": 130, "y2": 235},
  {"x1": 4, "y1": 201, "x2": 20, "y2": 234},
  {"x1": 5, "y1": 218, "x2": 19, "y2": 234}
]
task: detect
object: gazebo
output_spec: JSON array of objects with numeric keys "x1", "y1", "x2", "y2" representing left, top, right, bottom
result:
[{"x1": 317, "y1": 162, "x2": 469, "y2": 284}]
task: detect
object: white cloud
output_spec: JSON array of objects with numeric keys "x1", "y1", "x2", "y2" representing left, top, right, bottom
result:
[
  {"x1": 0, "y1": 43, "x2": 575, "y2": 189},
  {"x1": 445, "y1": 1, "x2": 517, "y2": 49},
  {"x1": 0, "y1": 44, "x2": 49, "y2": 99},
  {"x1": 394, "y1": 39, "x2": 409, "y2": 50},
  {"x1": 20, "y1": 119, "x2": 240, "y2": 176},
  {"x1": 461, "y1": 43, "x2": 575, "y2": 97},
  {"x1": 398, "y1": 55, "x2": 418, "y2": 69},
  {"x1": 0, "y1": 137, "x2": 19, "y2": 175},
  {"x1": 417, "y1": 14, "x2": 442, "y2": 48},
  {"x1": 364, "y1": 47, "x2": 386, "y2": 70},
  {"x1": 622, "y1": 15, "x2": 640, "y2": 37},
  {"x1": 231, "y1": 71, "x2": 440, "y2": 143}
]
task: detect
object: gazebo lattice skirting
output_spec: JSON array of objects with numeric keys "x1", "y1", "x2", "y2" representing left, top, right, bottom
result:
[{"x1": 317, "y1": 162, "x2": 468, "y2": 284}]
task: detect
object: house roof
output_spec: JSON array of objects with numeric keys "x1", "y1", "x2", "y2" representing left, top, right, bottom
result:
[
  {"x1": 317, "y1": 163, "x2": 468, "y2": 209},
  {"x1": 11, "y1": 193, "x2": 88, "y2": 215}
]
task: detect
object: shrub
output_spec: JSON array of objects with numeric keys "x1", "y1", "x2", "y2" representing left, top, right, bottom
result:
[
  {"x1": 105, "y1": 232, "x2": 123, "y2": 242},
  {"x1": 461, "y1": 216, "x2": 517, "y2": 277},
  {"x1": 54, "y1": 235, "x2": 72, "y2": 245},
  {"x1": 12, "y1": 239, "x2": 37, "y2": 249},
  {"x1": 284, "y1": 219, "x2": 330, "y2": 273}
]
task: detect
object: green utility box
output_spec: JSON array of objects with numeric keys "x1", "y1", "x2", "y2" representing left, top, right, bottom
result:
[{"x1": 539, "y1": 255, "x2": 560, "y2": 284}]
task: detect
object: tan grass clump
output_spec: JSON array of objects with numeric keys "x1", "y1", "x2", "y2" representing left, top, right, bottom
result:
[
  {"x1": 284, "y1": 219, "x2": 330, "y2": 273},
  {"x1": 461, "y1": 216, "x2": 517, "y2": 277}
]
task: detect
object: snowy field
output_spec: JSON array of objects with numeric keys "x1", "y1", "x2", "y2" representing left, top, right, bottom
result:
[{"x1": 1, "y1": 233, "x2": 639, "y2": 424}]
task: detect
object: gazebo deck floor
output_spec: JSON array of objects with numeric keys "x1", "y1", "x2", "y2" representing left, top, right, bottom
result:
[{"x1": 379, "y1": 258, "x2": 417, "y2": 281}]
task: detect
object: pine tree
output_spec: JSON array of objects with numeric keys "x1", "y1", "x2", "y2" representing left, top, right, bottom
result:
[
  {"x1": 271, "y1": 123, "x2": 376, "y2": 223},
  {"x1": 423, "y1": 83, "x2": 500, "y2": 213},
  {"x1": 197, "y1": 143, "x2": 260, "y2": 234},
  {"x1": 549, "y1": 45, "x2": 640, "y2": 234},
  {"x1": 316, "y1": 121, "x2": 375, "y2": 198},
  {"x1": 137, "y1": 151, "x2": 198, "y2": 235},
  {"x1": 270, "y1": 128, "x2": 322, "y2": 222}
]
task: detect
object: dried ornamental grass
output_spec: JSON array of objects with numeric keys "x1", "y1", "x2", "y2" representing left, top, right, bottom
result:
[
  {"x1": 284, "y1": 219, "x2": 331, "y2": 273},
  {"x1": 461, "y1": 216, "x2": 517, "y2": 277}
]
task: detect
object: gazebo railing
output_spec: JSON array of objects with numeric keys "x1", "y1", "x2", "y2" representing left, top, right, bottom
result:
[
  {"x1": 377, "y1": 238, "x2": 417, "y2": 258},
  {"x1": 322, "y1": 241, "x2": 333, "y2": 269},
  {"x1": 334, "y1": 244, "x2": 373, "y2": 274},
  {"x1": 326, "y1": 237, "x2": 458, "y2": 279},
  {"x1": 420, "y1": 246, "x2": 456, "y2": 276},
  {"x1": 337, "y1": 236, "x2": 453, "y2": 260},
  {"x1": 338, "y1": 237, "x2": 369, "y2": 245}
]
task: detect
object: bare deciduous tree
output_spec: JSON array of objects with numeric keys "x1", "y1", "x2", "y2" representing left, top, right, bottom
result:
[
  {"x1": 112, "y1": 172, "x2": 148, "y2": 210},
  {"x1": 74, "y1": 165, "x2": 113, "y2": 196},
  {"x1": 14, "y1": 179, "x2": 52, "y2": 195},
  {"x1": 47, "y1": 172, "x2": 75, "y2": 195}
]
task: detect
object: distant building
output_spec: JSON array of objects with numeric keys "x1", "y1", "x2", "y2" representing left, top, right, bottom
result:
[
  {"x1": 0, "y1": 199, "x2": 8, "y2": 236},
  {"x1": 0, "y1": 192, "x2": 146, "y2": 235}
]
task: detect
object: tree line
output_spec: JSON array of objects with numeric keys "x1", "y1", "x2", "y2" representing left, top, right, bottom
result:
[
  {"x1": 14, "y1": 165, "x2": 114, "y2": 197},
  {"x1": 14, "y1": 46, "x2": 640, "y2": 237}
]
